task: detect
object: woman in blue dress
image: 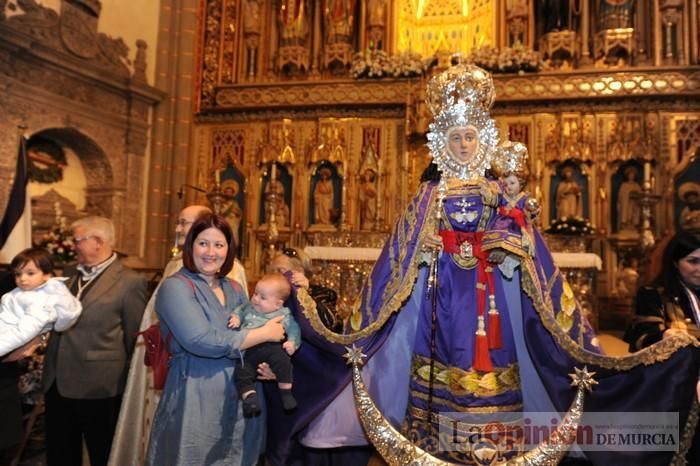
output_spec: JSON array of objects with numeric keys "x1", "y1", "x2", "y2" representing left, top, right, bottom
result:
[{"x1": 146, "y1": 214, "x2": 286, "y2": 466}]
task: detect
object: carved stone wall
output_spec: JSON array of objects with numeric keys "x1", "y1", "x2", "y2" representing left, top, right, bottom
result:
[{"x1": 0, "y1": 1, "x2": 163, "y2": 260}]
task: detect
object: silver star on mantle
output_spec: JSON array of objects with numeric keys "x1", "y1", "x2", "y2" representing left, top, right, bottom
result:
[
  {"x1": 569, "y1": 366, "x2": 598, "y2": 393},
  {"x1": 343, "y1": 345, "x2": 367, "y2": 367}
]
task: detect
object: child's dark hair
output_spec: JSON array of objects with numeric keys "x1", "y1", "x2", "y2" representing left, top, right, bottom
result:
[{"x1": 11, "y1": 248, "x2": 54, "y2": 275}]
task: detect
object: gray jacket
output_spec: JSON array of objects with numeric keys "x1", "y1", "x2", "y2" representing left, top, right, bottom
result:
[{"x1": 42, "y1": 260, "x2": 147, "y2": 399}]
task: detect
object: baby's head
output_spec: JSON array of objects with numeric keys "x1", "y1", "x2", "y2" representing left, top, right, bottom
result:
[
  {"x1": 11, "y1": 248, "x2": 54, "y2": 291},
  {"x1": 503, "y1": 172, "x2": 524, "y2": 196},
  {"x1": 251, "y1": 273, "x2": 291, "y2": 314}
]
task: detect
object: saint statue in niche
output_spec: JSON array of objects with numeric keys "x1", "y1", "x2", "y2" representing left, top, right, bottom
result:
[
  {"x1": 616, "y1": 256, "x2": 640, "y2": 298},
  {"x1": 313, "y1": 167, "x2": 335, "y2": 225},
  {"x1": 616, "y1": 165, "x2": 642, "y2": 232},
  {"x1": 221, "y1": 179, "x2": 243, "y2": 246},
  {"x1": 359, "y1": 168, "x2": 378, "y2": 231},
  {"x1": 555, "y1": 165, "x2": 583, "y2": 218},
  {"x1": 264, "y1": 169, "x2": 290, "y2": 228}
]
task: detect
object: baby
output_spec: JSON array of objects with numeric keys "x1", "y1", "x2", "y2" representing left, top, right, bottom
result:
[
  {"x1": 0, "y1": 248, "x2": 82, "y2": 357},
  {"x1": 229, "y1": 272, "x2": 300, "y2": 417},
  {"x1": 497, "y1": 171, "x2": 537, "y2": 257}
]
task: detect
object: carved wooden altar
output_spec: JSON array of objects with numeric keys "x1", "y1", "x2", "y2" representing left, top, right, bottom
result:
[{"x1": 186, "y1": 0, "x2": 700, "y2": 331}]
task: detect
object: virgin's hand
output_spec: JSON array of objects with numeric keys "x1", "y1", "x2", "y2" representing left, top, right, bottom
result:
[
  {"x1": 2, "y1": 336, "x2": 41, "y2": 362},
  {"x1": 290, "y1": 272, "x2": 309, "y2": 289},
  {"x1": 263, "y1": 315, "x2": 286, "y2": 342},
  {"x1": 488, "y1": 249, "x2": 506, "y2": 264},
  {"x1": 421, "y1": 234, "x2": 443, "y2": 252},
  {"x1": 257, "y1": 362, "x2": 277, "y2": 381}
]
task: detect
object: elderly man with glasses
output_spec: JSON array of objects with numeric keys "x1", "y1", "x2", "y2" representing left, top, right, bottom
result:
[{"x1": 39, "y1": 215, "x2": 147, "y2": 466}]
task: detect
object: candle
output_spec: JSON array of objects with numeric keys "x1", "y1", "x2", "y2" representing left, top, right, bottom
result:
[
  {"x1": 215, "y1": 169, "x2": 221, "y2": 186},
  {"x1": 270, "y1": 162, "x2": 277, "y2": 191},
  {"x1": 643, "y1": 162, "x2": 651, "y2": 183}
]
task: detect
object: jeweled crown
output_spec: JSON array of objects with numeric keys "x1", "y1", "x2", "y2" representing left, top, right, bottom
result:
[
  {"x1": 426, "y1": 64, "x2": 496, "y2": 117},
  {"x1": 492, "y1": 140, "x2": 530, "y2": 179}
]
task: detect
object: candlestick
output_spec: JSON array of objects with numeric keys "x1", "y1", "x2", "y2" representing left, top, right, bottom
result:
[{"x1": 643, "y1": 162, "x2": 650, "y2": 183}]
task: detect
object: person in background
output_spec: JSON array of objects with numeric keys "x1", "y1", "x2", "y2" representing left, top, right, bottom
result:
[
  {"x1": 41, "y1": 216, "x2": 147, "y2": 466},
  {"x1": 146, "y1": 214, "x2": 284, "y2": 466},
  {"x1": 0, "y1": 248, "x2": 81, "y2": 357},
  {"x1": 268, "y1": 247, "x2": 341, "y2": 332},
  {"x1": 109, "y1": 204, "x2": 250, "y2": 465},
  {"x1": 625, "y1": 231, "x2": 700, "y2": 349},
  {"x1": 624, "y1": 230, "x2": 700, "y2": 463},
  {"x1": 0, "y1": 269, "x2": 22, "y2": 466}
]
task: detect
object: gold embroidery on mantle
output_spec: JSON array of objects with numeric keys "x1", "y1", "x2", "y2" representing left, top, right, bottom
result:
[
  {"x1": 412, "y1": 356, "x2": 521, "y2": 398},
  {"x1": 520, "y1": 256, "x2": 700, "y2": 370}
]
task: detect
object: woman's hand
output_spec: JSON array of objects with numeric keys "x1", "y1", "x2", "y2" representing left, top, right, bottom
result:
[
  {"x1": 262, "y1": 315, "x2": 286, "y2": 342},
  {"x1": 240, "y1": 315, "x2": 286, "y2": 350},
  {"x1": 257, "y1": 362, "x2": 277, "y2": 381},
  {"x1": 290, "y1": 271, "x2": 309, "y2": 290},
  {"x1": 2, "y1": 336, "x2": 41, "y2": 362},
  {"x1": 421, "y1": 234, "x2": 443, "y2": 252}
]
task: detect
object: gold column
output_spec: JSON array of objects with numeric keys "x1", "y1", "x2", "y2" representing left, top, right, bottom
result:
[
  {"x1": 528, "y1": 0, "x2": 535, "y2": 49},
  {"x1": 635, "y1": 0, "x2": 649, "y2": 62},
  {"x1": 310, "y1": 0, "x2": 322, "y2": 77},
  {"x1": 580, "y1": 0, "x2": 592, "y2": 65},
  {"x1": 683, "y1": 0, "x2": 690, "y2": 64},
  {"x1": 266, "y1": 2, "x2": 279, "y2": 79},
  {"x1": 691, "y1": 0, "x2": 698, "y2": 63},
  {"x1": 653, "y1": 0, "x2": 661, "y2": 66},
  {"x1": 359, "y1": 0, "x2": 367, "y2": 51}
]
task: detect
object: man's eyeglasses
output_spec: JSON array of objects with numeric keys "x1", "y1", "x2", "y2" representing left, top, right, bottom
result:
[
  {"x1": 73, "y1": 235, "x2": 96, "y2": 244},
  {"x1": 282, "y1": 247, "x2": 298, "y2": 258},
  {"x1": 175, "y1": 219, "x2": 193, "y2": 228}
]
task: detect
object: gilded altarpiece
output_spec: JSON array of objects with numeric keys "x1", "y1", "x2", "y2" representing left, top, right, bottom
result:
[
  {"x1": 192, "y1": 0, "x2": 700, "y2": 329},
  {"x1": 189, "y1": 118, "x2": 404, "y2": 279}
]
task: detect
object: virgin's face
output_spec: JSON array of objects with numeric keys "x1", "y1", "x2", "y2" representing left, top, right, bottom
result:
[
  {"x1": 192, "y1": 227, "x2": 228, "y2": 277},
  {"x1": 447, "y1": 126, "x2": 479, "y2": 164},
  {"x1": 678, "y1": 248, "x2": 700, "y2": 288}
]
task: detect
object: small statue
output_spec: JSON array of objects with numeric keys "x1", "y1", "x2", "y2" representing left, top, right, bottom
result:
[
  {"x1": 616, "y1": 256, "x2": 640, "y2": 298},
  {"x1": 313, "y1": 167, "x2": 334, "y2": 225},
  {"x1": 616, "y1": 166, "x2": 642, "y2": 232},
  {"x1": 555, "y1": 165, "x2": 583, "y2": 219},
  {"x1": 359, "y1": 168, "x2": 378, "y2": 231}
]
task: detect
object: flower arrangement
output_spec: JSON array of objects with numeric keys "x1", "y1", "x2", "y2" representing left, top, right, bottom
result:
[
  {"x1": 350, "y1": 49, "x2": 428, "y2": 79},
  {"x1": 545, "y1": 216, "x2": 596, "y2": 236},
  {"x1": 468, "y1": 45, "x2": 541, "y2": 74},
  {"x1": 35, "y1": 202, "x2": 76, "y2": 265}
]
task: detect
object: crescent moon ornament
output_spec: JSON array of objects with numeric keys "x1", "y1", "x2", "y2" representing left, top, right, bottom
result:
[{"x1": 346, "y1": 346, "x2": 596, "y2": 466}]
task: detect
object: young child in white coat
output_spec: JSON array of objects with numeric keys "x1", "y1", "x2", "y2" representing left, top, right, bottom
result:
[{"x1": 0, "y1": 248, "x2": 82, "y2": 357}]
